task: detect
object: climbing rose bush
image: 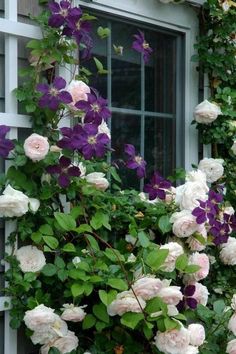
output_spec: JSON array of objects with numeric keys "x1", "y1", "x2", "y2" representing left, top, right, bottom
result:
[{"x1": 1, "y1": 1, "x2": 236, "y2": 354}]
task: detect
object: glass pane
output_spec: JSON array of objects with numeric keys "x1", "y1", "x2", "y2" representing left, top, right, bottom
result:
[
  {"x1": 145, "y1": 116, "x2": 175, "y2": 178},
  {"x1": 111, "y1": 113, "x2": 141, "y2": 189},
  {"x1": 145, "y1": 31, "x2": 176, "y2": 114},
  {"x1": 0, "y1": 0, "x2": 4, "y2": 17},
  {"x1": 85, "y1": 18, "x2": 108, "y2": 98},
  {"x1": 111, "y1": 21, "x2": 141, "y2": 109}
]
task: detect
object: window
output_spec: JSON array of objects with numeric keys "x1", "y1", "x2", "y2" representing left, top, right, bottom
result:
[{"x1": 86, "y1": 15, "x2": 184, "y2": 188}]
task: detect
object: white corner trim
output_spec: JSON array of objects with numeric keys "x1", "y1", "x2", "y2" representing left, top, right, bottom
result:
[{"x1": 0, "y1": 18, "x2": 42, "y2": 39}]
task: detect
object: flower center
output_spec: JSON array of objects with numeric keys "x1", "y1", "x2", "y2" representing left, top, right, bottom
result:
[
  {"x1": 49, "y1": 87, "x2": 59, "y2": 97},
  {"x1": 87, "y1": 136, "x2": 97, "y2": 145},
  {"x1": 76, "y1": 21, "x2": 81, "y2": 30},
  {"x1": 134, "y1": 156, "x2": 143, "y2": 165},
  {"x1": 220, "y1": 229, "x2": 226, "y2": 235},
  {"x1": 142, "y1": 41, "x2": 149, "y2": 49},
  {"x1": 34, "y1": 144, "x2": 40, "y2": 150},
  {"x1": 91, "y1": 103, "x2": 100, "y2": 112},
  {"x1": 60, "y1": 9, "x2": 68, "y2": 17},
  {"x1": 153, "y1": 184, "x2": 159, "y2": 189}
]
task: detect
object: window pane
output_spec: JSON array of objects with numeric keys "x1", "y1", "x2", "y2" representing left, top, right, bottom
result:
[
  {"x1": 144, "y1": 116, "x2": 175, "y2": 178},
  {"x1": 145, "y1": 31, "x2": 176, "y2": 114},
  {"x1": 111, "y1": 21, "x2": 141, "y2": 109},
  {"x1": 111, "y1": 113, "x2": 141, "y2": 189}
]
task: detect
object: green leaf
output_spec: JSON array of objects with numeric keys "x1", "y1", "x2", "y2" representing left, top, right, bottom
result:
[
  {"x1": 121, "y1": 312, "x2": 144, "y2": 329},
  {"x1": 213, "y1": 299, "x2": 225, "y2": 315},
  {"x1": 70, "y1": 206, "x2": 84, "y2": 219},
  {"x1": 24, "y1": 272, "x2": 37, "y2": 282},
  {"x1": 31, "y1": 231, "x2": 42, "y2": 244},
  {"x1": 93, "y1": 303, "x2": 109, "y2": 324},
  {"x1": 145, "y1": 249, "x2": 169, "y2": 270},
  {"x1": 86, "y1": 235, "x2": 100, "y2": 251},
  {"x1": 69, "y1": 269, "x2": 89, "y2": 281},
  {"x1": 164, "y1": 317, "x2": 179, "y2": 330},
  {"x1": 39, "y1": 224, "x2": 54, "y2": 235},
  {"x1": 57, "y1": 269, "x2": 68, "y2": 282},
  {"x1": 42, "y1": 236, "x2": 59, "y2": 250},
  {"x1": 156, "y1": 318, "x2": 166, "y2": 332},
  {"x1": 41, "y1": 264, "x2": 57, "y2": 277},
  {"x1": 75, "y1": 224, "x2": 92, "y2": 234},
  {"x1": 71, "y1": 283, "x2": 85, "y2": 297},
  {"x1": 82, "y1": 314, "x2": 96, "y2": 329},
  {"x1": 107, "y1": 278, "x2": 128, "y2": 291},
  {"x1": 175, "y1": 254, "x2": 188, "y2": 271},
  {"x1": 184, "y1": 264, "x2": 201, "y2": 273},
  {"x1": 97, "y1": 26, "x2": 111, "y2": 39},
  {"x1": 93, "y1": 57, "x2": 108, "y2": 74},
  {"x1": 145, "y1": 297, "x2": 168, "y2": 315},
  {"x1": 26, "y1": 39, "x2": 41, "y2": 49},
  {"x1": 158, "y1": 215, "x2": 172, "y2": 234},
  {"x1": 98, "y1": 289, "x2": 117, "y2": 305},
  {"x1": 110, "y1": 166, "x2": 121, "y2": 183},
  {"x1": 90, "y1": 211, "x2": 111, "y2": 230},
  {"x1": 62, "y1": 243, "x2": 76, "y2": 253},
  {"x1": 196, "y1": 304, "x2": 214, "y2": 322},
  {"x1": 48, "y1": 348, "x2": 61, "y2": 354},
  {"x1": 138, "y1": 230, "x2": 150, "y2": 248},
  {"x1": 54, "y1": 256, "x2": 65, "y2": 269},
  {"x1": 54, "y1": 212, "x2": 76, "y2": 231},
  {"x1": 15, "y1": 155, "x2": 27, "y2": 166},
  {"x1": 104, "y1": 248, "x2": 125, "y2": 262}
]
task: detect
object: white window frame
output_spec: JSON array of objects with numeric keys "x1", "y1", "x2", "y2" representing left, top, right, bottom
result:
[{"x1": 0, "y1": 0, "x2": 201, "y2": 353}]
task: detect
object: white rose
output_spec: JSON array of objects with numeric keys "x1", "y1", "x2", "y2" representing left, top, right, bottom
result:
[
  {"x1": 24, "y1": 133, "x2": 49, "y2": 161},
  {"x1": 231, "y1": 141, "x2": 236, "y2": 155},
  {"x1": 40, "y1": 330, "x2": 79, "y2": 354},
  {"x1": 78, "y1": 162, "x2": 86, "y2": 178},
  {"x1": 159, "y1": 242, "x2": 184, "y2": 272},
  {"x1": 107, "y1": 290, "x2": 146, "y2": 316},
  {"x1": 85, "y1": 172, "x2": 109, "y2": 191},
  {"x1": 220, "y1": 237, "x2": 236, "y2": 265},
  {"x1": 175, "y1": 181, "x2": 209, "y2": 210},
  {"x1": 183, "y1": 252, "x2": 210, "y2": 283},
  {"x1": 155, "y1": 326, "x2": 190, "y2": 354},
  {"x1": 0, "y1": 184, "x2": 29, "y2": 217},
  {"x1": 98, "y1": 120, "x2": 111, "y2": 139},
  {"x1": 198, "y1": 158, "x2": 224, "y2": 183},
  {"x1": 226, "y1": 339, "x2": 236, "y2": 354},
  {"x1": 171, "y1": 210, "x2": 199, "y2": 238},
  {"x1": 67, "y1": 79, "x2": 90, "y2": 109},
  {"x1": 185, "y1": 170, "x2": 207, "y2": 184},
  {"x1": 72, "y1": 256, "x2": 81, "y2": 268},
  {"x1": 231, "y1": 294, "x2": 236, "y2": 311},
  {"x1": 186, "y1": 226, "x2": 207, "y2": 252},
  {"x1": 188, "y1": 323, "x2": 205, "y2": 346},
  {"x1": 193, "y1": 99, "x2": 222, "y2": 124},
  {"x1": 24, "y1": 304, "x2": 68, "y2": 345},
  {"x1": 29, "y1": 198, "x2": 40, "y2": 213},
  {"x1": 229, "y1": 313, "x2": 236, "y2": 335},
  {"x1": 61, "y1": 304, "x2": 87, "y2": 322},
  {"x1": 16, "y1": 245, "x2": 46, "y2": 273},
  {"x1": 186, "y1": 346, "x2": 199, "y2": 354},
  {"x1": 157, "y1": 284, "x2": 183, "y2": 306},
  {"x1": 132, "y1": 276, "x2": 163, "y2": 300},
  {"x1": 191, "y1": 282, "x2": 209, "y2": 306}
]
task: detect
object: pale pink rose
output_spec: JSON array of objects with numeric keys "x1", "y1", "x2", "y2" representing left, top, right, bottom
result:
[
  {"x1": 40, "y1": 330, "x2": 79, "y2": 354},
  {"x1": 67, "y1": 80, "x2": 90, "y2": 109},
  {"x1": 16, "y1": 245, "x2": 46, "y2": 273},
  {"x1": 188, "y1": 323, "x2": 205, "y2": 346},
  {"x1": 186, "y1": 226, "x2": 207, "y2": 252},
  {"x1": 164, "y1": 186, "x2": 176, "y2": 204},
  {"x1": 231, "y1": 294, "x2": 236, "y2": 311},
  {"x1": 175, "y1": 181, "x2": 208, "y2": 211},
  {"x1": 61, "y1": 304, "x2": 87, "y2": 322},
  {"x1": 154, "y1": 327, "x2": 190, "y2": 354},
  {"x1": 191, "y1": 282, "x2": 209, "y2": 306},
  {"x1": 220, "y1": 237, "x2": 236, "y2": 265},
  {"x1": 193, "y1": 99, "x2": 222, "y2": 124},
  {"x1": 160, "y1": 242, "x2": 184, "y2": 272},
  {"x1": 24, "y1": 133, "x2": 49, "y2": 161},
  {"x1": 132, "y1": 276, "x2": 163, "y2": 300},
  {"x1": 228, "y1": 313, "x2": 236, "y2": 335},
  {"x1": 107, "y1": 291, "x2": 146, "y2": 316},
  {"x1": 183, "y1": 252, "x2": 209, "y2": 283},
  {"x1": 198, "y1": 158, "x2": 224, "y2": 183},
  {"x1": 226, "y1": 339, "x2": 236, "y2": 354},
  {"x1": 85, "y1": 172, "x2": 109, "y2": 191},
  {"x1": 157, "y1": 284, "x2": 183, "y2": 306},
  {"x1": 171, "y1": 210, "x2": 199, "y2": 238},
  {"x1": 185, "y1": 346, "x2": 199, "y2": 354}
]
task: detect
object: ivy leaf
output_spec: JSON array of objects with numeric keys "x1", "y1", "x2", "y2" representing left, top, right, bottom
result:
[
  {"x1": 54, "y1": 212, "x2": 76, "y2": 231},
  {"x1": 121, "y1": 313, "x2": 144, "y2": 329}
]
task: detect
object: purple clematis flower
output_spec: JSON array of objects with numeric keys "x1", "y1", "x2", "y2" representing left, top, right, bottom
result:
[
  {"x1": 132, "y1": 30, "x2": 153, "y2": 64},
  {"x1": 192, "y1": 200, "x2": 217, "y2": 224},
  {"x1": 37, "y1": 76, "x2": 72, "y2": 110},
  {"x1": 63, "y1": 13, "x2": 92, "y2": 45},
  {"x1": 46, "y1": 155, "x2": 81, "y2": 188},
  {"x1": 144, "y1": 172, "x2": 172, "y2": 200},
  {"x1": 0, "y1": 125, "x2": 14, "y2": 158},
  {"x1": 75, "y1": 93, "x2": 111, "y2": 125},
  {"x1": 48, "y1": 1, "x2": 81, "y2": 28},
  {"x1": 124, "y1": 144, "x2": 146, "y2": 179},
  {"x1": 177, "y1": 285, "x2": 197, "y2": 311},
  {"x1": 210, "y1": 220, "x2": 230, "y2": 245}
]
